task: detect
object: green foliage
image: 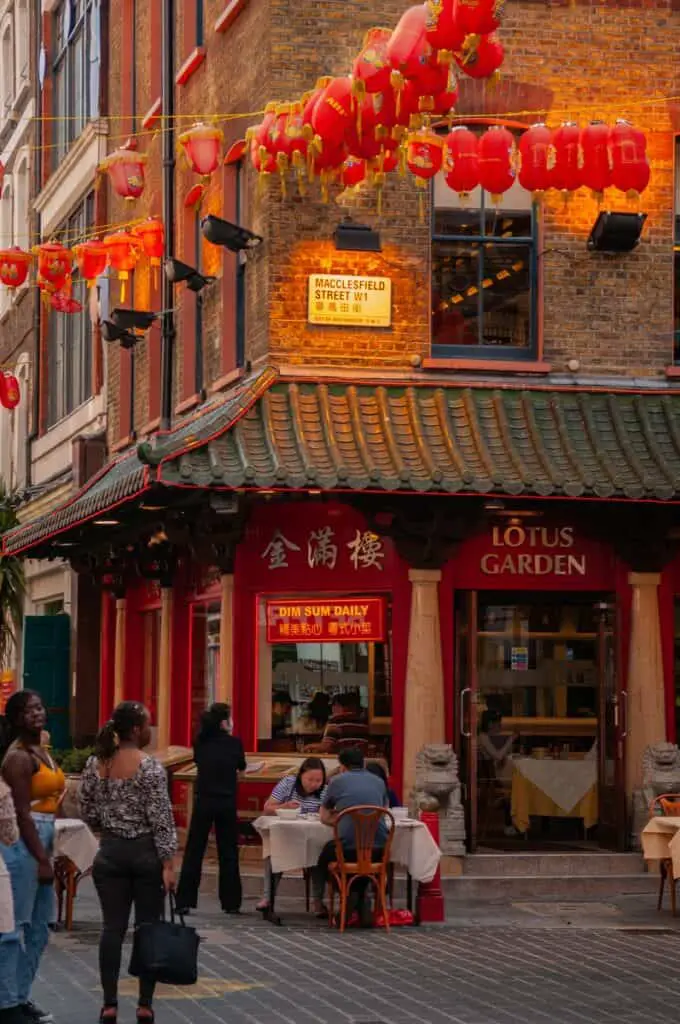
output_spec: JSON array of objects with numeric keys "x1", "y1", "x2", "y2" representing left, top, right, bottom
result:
[
  {"x1": 52, "y1": 746, "x2": 94, "y2": 775},
  {"x1": 0, "y1": 484, "x2": 24, "y2": 670}
]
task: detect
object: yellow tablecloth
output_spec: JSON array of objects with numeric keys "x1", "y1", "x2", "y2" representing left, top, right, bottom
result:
[
  {"x1": 641, "y1": 816, "x2": 680, "y2": 877},
  {"x1": 511, "y1": 767, "x2": 599, "y2": 834}
]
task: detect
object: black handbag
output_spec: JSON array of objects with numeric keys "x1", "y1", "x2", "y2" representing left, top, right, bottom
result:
[{"x1": 129, "y1": 893, "x2": 200, "y2": 986}]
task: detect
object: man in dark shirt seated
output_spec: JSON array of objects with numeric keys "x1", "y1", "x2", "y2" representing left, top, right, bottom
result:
[
  {"x1": 317, "y1": 747, "x2": 388, "y2": 925},
  {"x1": 306, "y1": 692, "x2": 369, "y2": 754}
]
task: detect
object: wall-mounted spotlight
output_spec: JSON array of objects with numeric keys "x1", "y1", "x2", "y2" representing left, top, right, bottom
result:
[
  {"x1": 587, "y1": 211, "x2": 647, "y2": 253},
  {"x1": 201, "y1": 215, "x2": 263, "y2": 252},
  {"x1": 334, "y1": 218, "x2": 381, "y2": 252},
  {"x1": 111, "y1": 308, "x2": 158, "y2": 331},
  {"x1": 164, "y1": 258, "x2": 215, "y2": 293},
  {"x1": 101, "y1": 320, "x2": 138, "y2": 349}
]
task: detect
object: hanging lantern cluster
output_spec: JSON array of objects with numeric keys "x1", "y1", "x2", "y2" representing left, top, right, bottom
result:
[{"x1": 248, "y1": 0, "x2": 507, "y2": 201}]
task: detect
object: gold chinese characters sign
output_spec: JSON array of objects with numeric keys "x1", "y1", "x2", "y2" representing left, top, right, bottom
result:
[
  {"x1": 307, "y1": 275, "x2": 392, "y2": 327},
  {"x1": 266, "y1": 598, "x2": 386, "y2": 643}
]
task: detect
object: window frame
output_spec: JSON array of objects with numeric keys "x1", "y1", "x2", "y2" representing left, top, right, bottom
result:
[
  {"x1": 46, "y1": 192, "x2": 95, "y2": 427},
  {"x1": 430, "y1": 122, "x2": 540, "y2": 363},
  {"x1": 52, "y1": 0, "x2": 96, "y2": 166},
  {"x1": 0, "y1": 15, "x2": 14, "y2": 117}
]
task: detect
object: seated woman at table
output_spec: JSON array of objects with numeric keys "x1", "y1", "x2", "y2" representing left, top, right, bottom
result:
[
  {"x1": 365, "y1": 762, "x2": 400, "y2": 808},
  {"x1": 256, "y1": 757, "x2": 327, "y2": 917},
  {"x1": 478, "y1": 710, "x2": 518, "y2": 837}
]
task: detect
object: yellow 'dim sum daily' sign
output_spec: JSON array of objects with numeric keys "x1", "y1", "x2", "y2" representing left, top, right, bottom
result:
[{"x1": 307, "y1": 274, "x2": 392, "y2": 327}]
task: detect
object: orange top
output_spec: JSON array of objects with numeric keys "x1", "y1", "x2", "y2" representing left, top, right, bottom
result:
[{"x1": 30, "y1": 755, "x2": 65, "y2": 814}]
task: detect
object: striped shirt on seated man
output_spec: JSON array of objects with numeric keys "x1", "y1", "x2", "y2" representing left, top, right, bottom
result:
[{"x1": 306, "y1": 693, "x2": 369, "y2": 755}]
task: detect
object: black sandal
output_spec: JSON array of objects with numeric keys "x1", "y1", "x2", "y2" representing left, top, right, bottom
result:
[
  {"x1": 136, "y1": 1011, "x2": 154, "y2": 1024},
  {"x1": 99, "y1": 1008, "x2": 117, "y2": 1023}
]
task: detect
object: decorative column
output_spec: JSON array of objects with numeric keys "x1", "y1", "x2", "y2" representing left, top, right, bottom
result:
[
  {"x1": 113, "y1": 596, "x2": 127, "y2": 707},
  {"x1": 156, "y1": 585, "x2": 173, "y2": 750},
  {"x1": 217, "y1": 573, "x2": 234, "y2": 705},
  {"x1": 627, "y1": 572, "x2": 666, "y2": 796},
  {"x1": 403, "y1": 568, "x2": 446, "y2": 802}
]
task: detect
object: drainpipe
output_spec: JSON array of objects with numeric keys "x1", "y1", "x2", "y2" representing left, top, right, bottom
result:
[
  {"x1": 160, "y1": 0, "x2": 175, "y2": 431},
  {"x1": 26, "y1": 0, "x2": 43, "y2": 489}
]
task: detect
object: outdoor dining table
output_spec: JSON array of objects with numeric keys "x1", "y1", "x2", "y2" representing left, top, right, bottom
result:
[
  {"x1": 641, "y1": 815, "x2": 680, "y2": 877},
  {"x1": 53, "y1": 818, "x2": 99, "y2": 930},
  {"x1": 253, "y1": 813, "x2": 441, "y2": 925},
  {"x1": 511, "y1": 757, "x2": 598, "y2": 835}
]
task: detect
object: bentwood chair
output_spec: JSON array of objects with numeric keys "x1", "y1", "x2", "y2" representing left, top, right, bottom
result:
[
  {"x1": 328, "y1": 805, "x2": 395, "y2": 933},
  {"x1": 649, "y1": 793, "x2": 680, "y2": 915}
]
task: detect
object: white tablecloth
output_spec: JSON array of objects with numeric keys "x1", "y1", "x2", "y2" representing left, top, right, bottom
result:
[
  {"x1": 641, "y1": 816, "x2": 680, "y2": 877},
  {"x1": 253, "y1": 815, "x2": 441, "y2": 884},
  {"x1": 512, "y1": 758, "x2": 597, "y2": 815},
  {"x1": 54, "y1": 819, "x2": 98, "y2": 873}
]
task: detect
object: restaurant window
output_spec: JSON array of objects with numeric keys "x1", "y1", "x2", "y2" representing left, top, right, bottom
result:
[
  {"x1": 53, "y1": 0, "x2": 100, "y2": 166},
  {"x1": 257, "y1": 597, "x2": 392, "y2": 761},
  {"x1": 46, "y1": 193, "x2": 94, "y2": 427},
  {"x1": 674, "y1": 136, "x2": 680, "y2": 364},
  {"x1": 431, "y1": 127, "x2": 538, "y2": 360},
  {"x1": 190, "y1": 601, "x2": 220, "y2": 738}
]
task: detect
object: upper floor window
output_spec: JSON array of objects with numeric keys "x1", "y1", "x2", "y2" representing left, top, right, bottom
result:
[
  {"x1": 0, "y1": 179, "x2": 13, "y2": 319},
  {"x1": 53, "y1": 0, "x2": 100, "y2": 165},
  {"x1": 46, "y1": 192, "x2": 95, "y2": 426},
  {"x1": 1, "y1": 18, "x2": 14, "y2": 117},
  {"x1": 13, "y1": 152, "x2": 29, "y2": 251},
  {"x1": 15, "y1": 1, "x2": 28, "y2": 93},
  {"x1": 431, "y1": 127, "x2": 538, "y2": 361}
]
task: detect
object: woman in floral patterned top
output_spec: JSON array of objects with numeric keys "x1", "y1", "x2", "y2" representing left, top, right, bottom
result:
[{"x1": 79, "y1": 702, "x2": 177, "y2": 1024}]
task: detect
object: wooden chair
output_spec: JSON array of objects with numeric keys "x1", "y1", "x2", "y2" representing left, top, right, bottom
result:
[
  {"x1": 54, "y1": 856, "x2": 90, "y2": 931},
  {"x1": 649, "y1": 793, "x2": 680, "y2": 915},
  {"x1": 328, "y1": 805, "x2": 394, "y2": 933}
]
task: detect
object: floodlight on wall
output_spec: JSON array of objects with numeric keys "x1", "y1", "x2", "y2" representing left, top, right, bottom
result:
[
  {"x1": 164, "y1": 258, "x2": 215, "y2": 293},
  {"x1": 111, "y1": 308, "x2": 158, "y2": 331},
  {"x1": 201, "y1": 215, "x2": 263, "y2": 252},
  {"x1": 101, "y1": 320, "x2": 138, "y2": 350},
  {"x1": 334, "y1": 218, "x2": 382, "y2": 252},
  {"x1": 587, "y1": 211, "x2": 647, "y2": 253}
]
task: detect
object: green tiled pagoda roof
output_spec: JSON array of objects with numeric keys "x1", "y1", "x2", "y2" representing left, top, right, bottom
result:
[{"x1": 6, "y1": 369, "x2": 680, "y2": 556}]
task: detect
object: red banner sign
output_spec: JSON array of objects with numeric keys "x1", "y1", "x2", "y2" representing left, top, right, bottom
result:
[{"x1": 266, "y1": 597, "x2": 386, "y2": 643}]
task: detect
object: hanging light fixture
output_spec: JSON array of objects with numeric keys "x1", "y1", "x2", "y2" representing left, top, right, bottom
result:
[
  {"x1": 73, "y1": 239, "x2": 108, "y2": 288},
  {"x1": 0, "y1": 248, "x2": 32, "y2": 289},
  {"x1": 103, "y1": 231, "x2": 142, "y2": 302},
  {"x1": 35, "y1": 241, "x2": 72, "y2": 295},
  {"x1": 179, "y1": 123, "x2": 224, "y2": 180},
  {"x1": 132, "y1": 217, "x2": 166, "y2": 287}
]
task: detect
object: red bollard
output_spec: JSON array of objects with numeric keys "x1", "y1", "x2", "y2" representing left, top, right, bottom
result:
[{"x1": 416, "y1": 810, "x2": 446, "y2": 923}]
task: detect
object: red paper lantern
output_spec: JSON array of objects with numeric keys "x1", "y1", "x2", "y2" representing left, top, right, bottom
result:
[
  {"x1": 369, "y1": 149, "x2": 400, "y2": 175},
  {"x1": 269, "y1": 103, "x2": 309, "y2": 194},
  {"x1": 0, "y1": 373, "x2": 20, "y2": 410},
  {"x1": 456, "y1": 33, "x2": 503, "y2": 78},
  {"x1": 0, "y1": 248, "x2": 31, "y2": 289},
  {"x1": 610, "y1": 120, "x2": 650, "y2": 197},
  {"x1": 103, "y1": 231, "x2": 141, "y2": 303},
  {"x1": 302, "y1": 79, "x2": 332, "y2": 140},
  {"x1": 132, "y1": 218, "x2": 165, "y2": 266},
  {"x1": 388, "y1": 4, "x2": 433, "y2": 111},
  {"x1": 249, "y1": 135, "x2": 276, "y2": 177},
  {"x1": 341, "y1": 157, "x2": 367, "y2": 189},
  {"x1": 454, "y1": 0, "x2": 503, "y2": 37},
  {"x1": 353, "y1": 28, "x2": 393, "y2": 97},
  {"x1": 312, "y1": 77, "x2": 355, "y2": 146},
  {"x1": 478, "y1": 124, "x2": 515, "y2": 200},
  {"x1": 179, "y1": 123, "x2": 224, "y2": 178},
  {"x1": 73, "y1": 240, "x2": 108, "y2": 287},
  {"x1": 425, "y1": 0, "x2": 466, "y2": 61},
  {"x1": 551, "y1": 122, "x2": 581, "y2": 192},
  {"x1": 356, "y1": 89, "x2": 398, "y2": 137},
  {"x1": 50, "y1": 292, "x2": 83, "y2": 313},
  {"x1": 35, "y1": 241, "x2": 72, "y2": 294},
  {"x1": 99, "y1": 149, "x2": 147, "y2": 200},
  {"x1": 580, "y1": 121, "x2": 612, "y2": 197},
  {"x1": 518, "y1": 123, "x2": 553, "y2": 195},
  {"x1": 443, "y1": 125, "x2": 479, "y2": 194},
  {"x1": 407, "y1": 128, "x2": 443, "y2": 181}
]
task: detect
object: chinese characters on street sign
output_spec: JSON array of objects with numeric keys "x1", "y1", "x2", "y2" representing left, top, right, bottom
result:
[
  {"x1": 261, "y1": 526, "x2": 384, "y2": 571},
  {"x1": 307, "y1": 274, "x2": 392, "y2": 327},
  {"x1": 266, "y1": 597, "x2": 386, "y2": 643}
]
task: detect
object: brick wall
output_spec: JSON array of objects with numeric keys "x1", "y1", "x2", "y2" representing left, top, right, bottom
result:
[{"x1": 103, "y1": 0, "x2": 680, "y2": 451}]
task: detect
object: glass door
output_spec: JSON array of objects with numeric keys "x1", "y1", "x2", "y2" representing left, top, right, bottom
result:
[
  {"x1": 455, "y1": 591, "x2": 479, "y2": 850},
  {"x1": 597, "y1": 601, "x2": 626, "y2": 849}
]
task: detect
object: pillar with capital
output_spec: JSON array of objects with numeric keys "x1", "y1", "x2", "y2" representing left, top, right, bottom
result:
[
  {"x1": 217, "y1": 573, "x2": 234, "y2": 705},
  {"x1": 627, "y1": 572, "x2": 666, "y2": 797},
  {"x1": 403, "y1": 568, "x2": 446, "y2": 802},
  {"x1": 156, "y1": 585, "x2": 174, "y2": 750},
  {"x1": 113, "y1": 596, "x2": 127, "y2": 708}
]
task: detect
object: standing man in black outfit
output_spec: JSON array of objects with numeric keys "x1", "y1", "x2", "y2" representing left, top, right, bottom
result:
[{"x1": 176, "y1": 703, "x2": 246, "y2": 914}]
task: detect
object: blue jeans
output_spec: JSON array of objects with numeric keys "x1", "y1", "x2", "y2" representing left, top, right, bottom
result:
[{"x1": 0, "y1": 814, "x2": 55, "y2": 1010}]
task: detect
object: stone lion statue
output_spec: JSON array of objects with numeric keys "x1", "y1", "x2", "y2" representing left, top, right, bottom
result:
[
  {"x1": 631, "y1": 742, "x2": 680, "y2": 848},
  {"x1": 413, "y1": 743, "x2": 466, "y2": 856}
]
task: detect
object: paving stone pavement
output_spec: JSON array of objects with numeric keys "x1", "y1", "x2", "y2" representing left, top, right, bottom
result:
[{"x1": 33, "y1": 882, "x2": 680, "y2": 1024}]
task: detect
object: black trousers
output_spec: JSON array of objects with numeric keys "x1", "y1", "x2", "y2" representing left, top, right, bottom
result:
[
  {"x1": 176, "y1": 799, "x2": 242, "y2": 912},
  {"x1": 92, "y1": 834, "x2": 164, "y2": 1008}
]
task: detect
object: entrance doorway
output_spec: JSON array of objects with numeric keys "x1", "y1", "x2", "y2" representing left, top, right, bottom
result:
[{"x1": 455, "y1": 592, "x2": 626, "y2": 852}]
